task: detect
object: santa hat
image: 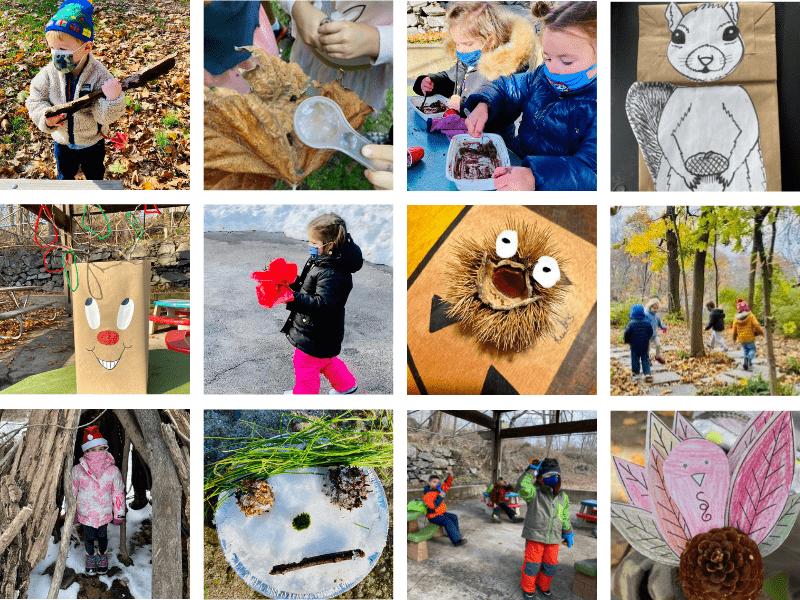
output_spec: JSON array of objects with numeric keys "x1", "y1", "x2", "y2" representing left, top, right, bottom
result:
[
  {"x1": 81, "y1": 425, "x2": 107, "y2": 451},
  {"x1": 46, "y1": 0, "x2": 94, "y2": 43},
  {"x1": 736, "y1": 298, "x2": 750, "y2": 313}
]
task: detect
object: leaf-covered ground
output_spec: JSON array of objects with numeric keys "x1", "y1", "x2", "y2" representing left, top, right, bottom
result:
[
  {"x1": 0, "y1": 0, "x2": 189, "y2": 188},
  {"x1": 611, "y1": 322, "x2": 800, "y2": 395}
]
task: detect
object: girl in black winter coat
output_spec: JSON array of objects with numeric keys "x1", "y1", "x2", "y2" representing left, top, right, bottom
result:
[{"x1": 281, "y1": 213, "x2": 363, "y2": 394}]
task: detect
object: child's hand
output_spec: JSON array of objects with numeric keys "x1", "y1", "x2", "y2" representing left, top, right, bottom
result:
[
  {"x1": 465, "y1": 102, "x2": 489, "y2": 137},
  {"x1": 45, "y1": 114, "x2": 66, "y2": 128},
  {"x1": 113, "y1": 516, "x2": 124, "y2": 525},
  {"x1": 362, "y1": 145, "x2": 392, "y2": 190},
  {"x1": 318, "y1": 21, "x2": 380, "y2": 61},
  {"x1": 493, "y1": 166, "x2": 535, "y2": 191},
  {"x1": 446, "y1": 94, "x2": 461, "y2": 110},
  {"x1": 292, "y1": 1, "x2": 327, "y2": 51},
  {"x1": 420, "y1": 77, "x2": 434, "y2": 94},
  {"x1": 102, "y1": 79, "x2": 122, "y2": 101}
]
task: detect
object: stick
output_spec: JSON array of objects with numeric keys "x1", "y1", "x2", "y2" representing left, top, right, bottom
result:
[
  {"x1": 113, "y1": 410, "x2": 150, "y2": 469},
  {"x1": 119, "y1": 436, "x2": 131, "y2": 565},
  {"x1": 269, "y1": 549, "x2": 365, "y2": 575},
  {"x1": 161, "y1": 423, "x2": 190, "y2": 497},
  {"x1": 44, "y1": 55, "x2": 177, "y2": 119},
  {"x1": 0, "y1": 505, "x2": 31, "y2": 556}
]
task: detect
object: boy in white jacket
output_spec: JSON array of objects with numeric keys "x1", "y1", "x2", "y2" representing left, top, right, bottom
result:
[
  {"x1": 26, "y1": 0, "x2": 125, "y2": 180},
  {"x1": 72, "y1": 425, "x2": 125, "y2": 576}
]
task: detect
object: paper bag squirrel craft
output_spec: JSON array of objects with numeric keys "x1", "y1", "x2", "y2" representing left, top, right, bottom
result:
[
  {"x1": 611, "y1": 412, "x2": 799, "y2": 600},
  {"x1": 74, "y1": 261, "x2": 151, "y2": 394},
  {"x1": 251, "y1": 258, "x2": 297, "y2": 309},
  {"x1": 627, "y1": 2, "x2": 767, "y2": 191}
]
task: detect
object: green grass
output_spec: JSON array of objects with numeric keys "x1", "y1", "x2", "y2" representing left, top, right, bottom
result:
[
  {"x1": 162, "y1": 112, "x2": 180, "y2": 128},
  {"x1": 363, "y1": 87, "x2": 393, "y2": 136},
  {"x1": 108, "y1": 160, "x2": 125, "y2": 174},
  {"x1": 705, "y1": 374, "x2": 798, "y2": 396},
  {"x1": 786, "y1": 356, "x2": 800, "y2": 375},
  {"x1": 154, "y1": 130, "x2": 169, "y2": 149}
]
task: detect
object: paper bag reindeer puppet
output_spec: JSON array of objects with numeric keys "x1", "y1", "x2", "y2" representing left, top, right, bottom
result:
[
  {"x1": 611, "y1": 411, "x2": 799, "y2": 600},
  {"x1": 74, "y1": 261, "x2": 151, "y2": 394},
  {"x1": 627, "y1": 2, "x2": 779, "y2": 191}
]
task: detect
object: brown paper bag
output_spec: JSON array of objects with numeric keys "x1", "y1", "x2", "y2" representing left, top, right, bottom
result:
[
  {"x1": 633, "y1": 2, "x2": 781, "y2": 191},
  {"x1": 407, "y1": 205, "x2": 596, "y2": 395},
  {"x1": 74, "y1": 260, "x2": 151, "y2": 394}
]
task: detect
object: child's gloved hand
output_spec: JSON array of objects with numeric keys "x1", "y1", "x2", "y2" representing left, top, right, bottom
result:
[
  {"x1": 420, "y1": 77, "x2": 434, "y2": 94},
  {"x1": 102, "y1": 79, "x2": 122, "y2": 101},
  {"x1": 362, "y1": 145, "x2": 392, "y2": 190},
  {"x1": 45, "y1": 114, "x2": 66, "y2": 128},
  {"x1": 661, "y1": 326, "x2": 668, "y2": 333},
  {"x1": 562, "y1": 532, "x2": 574, "y2": 548},
  {"x1": 446, "y1": 94, "x2": 461, "y2": 110},
  {"x1": 493, "y1": 166, "x2": 535, "y2": 191},
  {"x1": 318, "y1": 20, "x2": 380, "y2": 61},
  {"x1": 292, "y1": 1, "x2": 327, "y2": 51},
  {"x1": 465, "y1": 102, "x2": 489, "y2": 138},
  {"x1": 113, "y1": 516, "x2": 124, "y2": 525}
]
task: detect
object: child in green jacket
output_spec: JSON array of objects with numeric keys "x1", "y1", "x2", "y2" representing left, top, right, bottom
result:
[{"x1": 519, "y1": 458, "x2": 573, "y2": 599}]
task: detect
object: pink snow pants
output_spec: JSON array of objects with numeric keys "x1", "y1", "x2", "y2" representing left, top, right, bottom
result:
[{"x1": 292, "y1": 348, "x2": 356, "y2": 394}]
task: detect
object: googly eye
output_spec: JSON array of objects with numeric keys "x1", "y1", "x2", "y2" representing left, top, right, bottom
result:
[
  {"x1": 85, "y1": 298, "x2": 100, "y2": 330},
  {"x1": 117, "y1": 298, "x2": 134, "y2": 330},
  {"x1": 533, "y1": 256, "x2": 560, "y2": 288},
  {"x1": 495, "y1": 230, "x2": 518, "y2": 259}
]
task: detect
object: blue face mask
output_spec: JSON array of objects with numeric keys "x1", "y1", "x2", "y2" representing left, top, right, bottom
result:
[
  {"x1": 543, "y1": 62, "x2": 596, "y2": 93},
  {"x1": 543, "y1": 474, "x2": 559, "y2": 487},
  {"x1": 308, "y1": 245, "x2": 319, "y2": 257},
  {"x1": 457, "y1": 47, "x2": 482, "y2": 67}
]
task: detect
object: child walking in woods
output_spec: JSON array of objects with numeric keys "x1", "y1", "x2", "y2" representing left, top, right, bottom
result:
[
  {"x1": 423, "y1": 467, "x2": 468, "y2": 546},
  {"x1": 26, "y1": 0, "x2": 126, "y2": 180},
  {"x1": 645, "y1": 298, "x2": 667, "y2": 364},
  {"x1": 282, "y1": 213, "x2": 363, "y2": 394},
  {"x1": 72, "y1": 426, "x2": 124, "y2": 576},
  {"x1": 465, "y1": 1, "x2": 597, "y2": 191},
  {"x1": 489, "y1": 478, "x2": 525, "y2": 523},
  {"x1": 519, "y1": 458, "x2": 573, "y2": 599},
  {"x1": 278, "y1": 1, "x2": 393, "y2": 113},
  {"x1": 732, "y1": 299, "x2": 763, "y2": 371},
  {"x1": 705, "y1": 300, "x2": 729, "y2": 351},
  {"x1": 413, "y1": 2, "x2": 535, "y2": 114},
  {"x1": 624, "y1": 304, "x2": 653, "y2": 383}
]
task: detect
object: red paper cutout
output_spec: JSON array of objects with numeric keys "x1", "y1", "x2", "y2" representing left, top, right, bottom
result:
[
  {"x1": 34, "y1": 206, "x2": 58, "y2": 249},
  {"x1": 251, "y1": 258, "x2": 298, "y2": 308}
]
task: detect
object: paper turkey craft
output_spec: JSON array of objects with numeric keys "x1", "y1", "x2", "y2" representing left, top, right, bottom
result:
[
  {"x1": 251, "y1": 258, "x2": 297, "y2": 309},
  {"x1": 611, "y1": 411, "x2": 799, "y2": 600}
]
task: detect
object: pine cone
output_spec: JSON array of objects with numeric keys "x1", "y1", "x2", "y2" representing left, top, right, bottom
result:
[{"x1": 679, "y1": 527, "x2": 763, "y2": 600}]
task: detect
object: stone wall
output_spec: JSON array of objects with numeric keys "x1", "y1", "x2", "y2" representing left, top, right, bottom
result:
[
  {"x1": 407, "y1": 442, "x2": 479, "y2": 484},
  {"x1": 0, "y1": 240, "x2": 189, "y2": 292},
  {"x1": 407, "y1": 1, "x2": 533, "y2": 35}
]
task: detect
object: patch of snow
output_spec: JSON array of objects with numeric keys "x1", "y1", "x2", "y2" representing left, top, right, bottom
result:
[
  {"x1": 215, "y1": 466, "x2": 388, "y2": 598},
  {"x1": 0, "y1": 421, "x2": 25, "y2": 444},
  {"x1": 204, "y1": 205, "x2": 394, "y2": 267}
]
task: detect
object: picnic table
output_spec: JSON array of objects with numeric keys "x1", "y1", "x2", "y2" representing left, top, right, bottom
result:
[
  {"x1": 150, "y1": 299, "x2": 189, "y2": 354},
  {"x1": 0, "y1": 348, "x2": 189, "y2": 394},
  {"x1": 575, "y1": 499, "x2": 597, "y2": 527},
  {"x1": 0, "y1": 286, "x2": 60, "y2": 340},
  {"x1": 406, "y1": 100, "x2": 522, "y2": 191}
]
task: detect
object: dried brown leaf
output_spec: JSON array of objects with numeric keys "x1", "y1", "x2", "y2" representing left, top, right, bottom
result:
[{"x1": 204, "y1": 48, "x2": 374, "y2": 189}]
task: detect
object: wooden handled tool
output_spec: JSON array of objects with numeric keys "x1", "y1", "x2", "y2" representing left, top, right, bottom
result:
[{"x1": 44, "y1": 54, "x2": 177, "y2": 119}]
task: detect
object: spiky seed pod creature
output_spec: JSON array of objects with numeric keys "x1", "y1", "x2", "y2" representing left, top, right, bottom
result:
[
  {"x1": 235, "y1": 479, "x2": 275, "y2": 517},
  {"x1": 442, "y1": 219, "x2": 568, "y2": 351},
  {"x1": 323, "y1": 466, "x2": 372, "y2": 511}
]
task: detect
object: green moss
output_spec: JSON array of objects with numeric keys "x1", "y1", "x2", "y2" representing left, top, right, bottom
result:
[{"x1": 292, "y1": 512, "x2": 310, "y2": 531}]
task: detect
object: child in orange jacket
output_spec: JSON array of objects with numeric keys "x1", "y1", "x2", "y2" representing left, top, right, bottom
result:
[
  {"x1": 423, "y1": 467, "x2": 467, "y2": 546},
  {"x1": 731, "y1": 299, "x2": 763, "y2": 371}
]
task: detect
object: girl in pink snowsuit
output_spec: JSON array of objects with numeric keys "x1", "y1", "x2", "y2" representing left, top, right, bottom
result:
[{"x1": 72, "y1": 425, "x2": 125, "y2": 576}]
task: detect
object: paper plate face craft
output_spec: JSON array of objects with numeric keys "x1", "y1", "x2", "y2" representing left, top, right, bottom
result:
[
  {"x1": 627, "y1": 2, "x2": 770, "y2": 192},
  {"x1": 74, "y1": 260, "x2": 151, "y2": 394},
  {"x1": 441, "y1": 219, "x2": 568, "y2": 352},
  {"x1": 611, "y1": 411, "x2": 799, "y2": 600}
]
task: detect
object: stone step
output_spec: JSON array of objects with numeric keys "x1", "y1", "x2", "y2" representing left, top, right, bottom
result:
[
  {"x1": 649, "y1": 384, "x2": 698, "y2": 396},
  {"x1": 650, "y1": 371, "x2": 682, "y2": 385}
]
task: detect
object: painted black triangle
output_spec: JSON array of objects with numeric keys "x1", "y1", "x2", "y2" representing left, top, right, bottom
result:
[
  {"x1": 481, "y1": 366, "x2": 519, "y2": 395},
  {"x1": 430, "y1": 295, "x2": 458, "y2": 333}
]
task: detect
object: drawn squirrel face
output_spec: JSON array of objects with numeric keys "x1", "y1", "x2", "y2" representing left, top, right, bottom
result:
[{"x1": 665, "y1": 2, "x2": 744, "y2": 82}]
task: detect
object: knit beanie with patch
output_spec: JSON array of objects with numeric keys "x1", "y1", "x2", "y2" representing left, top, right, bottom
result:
[{"x1": 46, "y1": 0, "x2": 94, "y2": 43}]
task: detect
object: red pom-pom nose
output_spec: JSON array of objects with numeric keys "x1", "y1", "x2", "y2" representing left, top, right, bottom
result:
[{"x1": 97, "y1": 331, "x2": 119, "y2": 345}]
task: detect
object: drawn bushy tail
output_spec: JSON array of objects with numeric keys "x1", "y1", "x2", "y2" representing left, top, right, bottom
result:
[{"x1": 626, "y1": 82, "x2": 676, "y2": 183}]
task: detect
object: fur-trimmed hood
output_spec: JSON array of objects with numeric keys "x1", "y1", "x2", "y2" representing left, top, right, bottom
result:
[{"x1": 444, "y1": 15, "x2": 536, "y2": 81}]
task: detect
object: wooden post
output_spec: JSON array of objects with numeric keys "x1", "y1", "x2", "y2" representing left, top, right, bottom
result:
[
  {"x1": 47, "y1": 410, "x2": 80, "y2": 599},
  {"x1": 491, "y1": 411, "x2": 502, "y2": 483},
  {"x1": 134, "y1": 410, "x2": 183, "y2": 599},
  {"x1": 119, "y1": 435, "x2": 131, "y2": 565},
  {"x1": 113, "y1": 409, "x2": 150, "y2": 469},
  {"x1": 59, "y1": 204, "x2": 74, "y2": 315},
  {"x1": 0, "y1": 505, "x2": 32, "y2": 556}
]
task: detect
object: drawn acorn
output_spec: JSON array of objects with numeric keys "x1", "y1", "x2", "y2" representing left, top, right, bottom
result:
[
  {"x1": 442, "y1": 218, "x2": 568, "y2": 352},
  {"x1": 611, "y1": 412, "x2": 799, "y2": 600}
]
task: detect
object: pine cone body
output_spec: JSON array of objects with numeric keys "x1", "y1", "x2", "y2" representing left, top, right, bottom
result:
[{"x1": 679, "y1": 527, "x2": 763, "y2": 600}]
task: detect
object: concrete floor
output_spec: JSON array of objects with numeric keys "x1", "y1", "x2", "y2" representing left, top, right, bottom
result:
[{"x1": 408, "y1": 498, "x2": 597, "y2": 600}]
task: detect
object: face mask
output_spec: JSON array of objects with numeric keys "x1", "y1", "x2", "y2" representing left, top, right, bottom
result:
[
  {"x1": 84, "y1": 450, "x2": 107, "y2": 474},
  {"x1": 543, "y1": 474, "x2": 559, "y2": 487},
  {"x1": 52, "y1": 42, "x2": 88, "y2": 73},
  {"x1": 543, "y1": 61, "x2": 596, "y2": 93},
  {"x1": 308, "y1": 245, "x2": 319, "y2": 257},
  {"x1": 456, "y1": 47, "x2": 482, "y2": 67}
]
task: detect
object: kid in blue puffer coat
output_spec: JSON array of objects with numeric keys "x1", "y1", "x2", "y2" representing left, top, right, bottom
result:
[
  {"x1": 624, "y1": 304, "x2": 654, "y2": 382},
  {"x1": 464, "y1": 2, "x2": 596, "y2": 191}
]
